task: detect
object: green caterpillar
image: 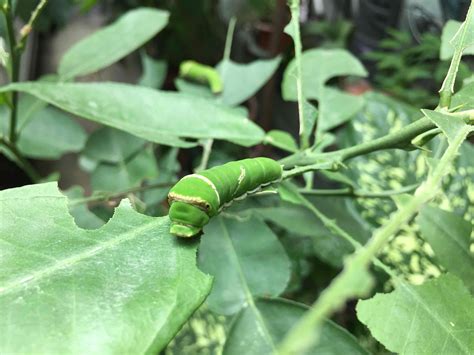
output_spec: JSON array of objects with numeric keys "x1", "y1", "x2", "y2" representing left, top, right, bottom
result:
[
  {"x1": 179, "y1": 60, "x2": 223, "y2": 94},
  {"x1": 168, "y1": 157, "x2": 283, "y2": 237}
]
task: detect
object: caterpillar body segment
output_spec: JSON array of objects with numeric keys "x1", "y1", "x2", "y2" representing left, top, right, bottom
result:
[{"x1": 168, "y1": 157, "x2": 283, "y2": 237}]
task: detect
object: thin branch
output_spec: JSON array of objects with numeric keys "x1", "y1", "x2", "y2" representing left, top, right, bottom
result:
[
  {"x1": 17, "y1": 0, "x2": 48, "y2": 51},
  {"x1": 3, "y1": 0, "x2": 19, "y2": 143},
  {"x1": 194, "y1": 139, "x2": 213, "y2": 172},
  {"x1": 299, "y1": 183, "x2": 419, "y2": 199},
  {"x1": 223, "y1": 16, "x2": 236, "y2": 62},
  {"x1": 0, "y1": 137, "x2": 41, "y2": 182},
  {"x1": 288, "y1": 0, "x2": 307, "y2": 149},
  {"x1": 278, "y1": 123, "x2": 473, "y2": 354},
  {"x1": 69, "y1": 181, "x2": 177, "y2": 206}
]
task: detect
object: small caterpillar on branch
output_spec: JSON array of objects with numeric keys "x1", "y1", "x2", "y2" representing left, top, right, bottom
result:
[{"x1": 168, "y1": 157, "x2": 283, "y2": 237}]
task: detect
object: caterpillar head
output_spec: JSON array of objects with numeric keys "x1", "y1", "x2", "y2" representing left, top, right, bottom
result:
[{"x1": 169, "y1": 201, "x2": 210, "y2": 237}]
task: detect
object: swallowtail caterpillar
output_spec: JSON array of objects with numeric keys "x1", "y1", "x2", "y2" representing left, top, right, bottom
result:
[
  {"x1": 179, "y1": 60, "x2": 223, "y2": 94},
  {"x1": 168, "y1": 157, "x2": 283, "y2": 237}
]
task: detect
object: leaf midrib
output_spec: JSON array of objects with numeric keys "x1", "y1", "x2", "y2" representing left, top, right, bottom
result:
[
  {"x1": 220, "y1": 218, "x2": 277, "y2": 353},
  {"x1": 0, "y1": 218, "x2": 158, "y2": 296}
]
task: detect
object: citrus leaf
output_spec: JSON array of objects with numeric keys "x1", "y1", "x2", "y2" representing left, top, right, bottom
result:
[
  {"x1": 217, "y1": 57, "x2": 281, "y2": 106},
  {"x1": 418, "y1": 206, "x2": 474, "y2": 291},
  {"x1": 0, "y1": 82, "x2": 265, "y2": 147},
  {"x1": 59, "y1": 8, "x2": 169, "y2": 80},
  {"x1": 198, "y1": 216, "x2": 290, "y2": 315},
  {"x1": 224, "y1": 298, "x2": 368, "y2": 355},
  {"x1": 357, "y1": 274, "x2": 474, "y2": 354},
  {"x1": 0, "y1": 183, "x2": 212, "y2": 353}
]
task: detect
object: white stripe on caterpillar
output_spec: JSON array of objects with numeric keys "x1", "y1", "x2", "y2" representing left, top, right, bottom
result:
[{"x1": 182, "y1": 174, "x2": 221, "y2": 205}]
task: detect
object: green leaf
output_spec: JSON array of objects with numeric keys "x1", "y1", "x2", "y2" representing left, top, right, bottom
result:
[
  {"x1": 138, "y1": 52, "x2": 168, "y2": 89},
  {"x1": 217, "y1": 57, "x2": 281, "y2": 106},
  {"x1": 91, "y1": 147, "x2": 159, "y2": 192},
  {"x1": 421, "y1": 109, "x2": 467, "y2": 144},
  {"x1": 224, "y1": 298, "x2": 368, "y2": 355},
  {"x1": 0, "y1": 82, "x2": 265, "y2": 147},
  {"x1": 59, "y1": 8, "x2": 169, "y2": 80},
  {"x1": 0, "y1": 182, "x2": 212, "y2": 353},
  {"x1": 198, "y1": 216, "x2": 291, "y2": 315},
  {"x1": 357, "y1": 274, "x2": 474, "y2": 354},
  {"x1": 16, "y1": 106, "x2": 87, "y2": 159},
  {"x1": 82, "y1": 127, "x2": 145, "y2": 164},
  {"x1": 253, "y1": 201, "x2": 369, "y2": 268},
  {"x1": 175, "y1": 78, "x2": 214, "y2": 99},
  {"x1": 282, "y1": 49, "x2": 367, "y2": 133},
  {"x1": 264, "y1": 130, "x2": 298, "y2": 153},
  {"x1": 64, "y1": 185, "x2": 105, "y2": 229},
  {"x1": 319, "y1": 87, "x2": 365, "y2": 132},
  {"x1": 452, "y1": 81, "x2": 474, "y2": 109},
  {"x1": 282, "y1": 49, "x2": 367, "y2": 101},
  {"x1": 418, "y1": 206, "x2": 474, "y2": 291}
]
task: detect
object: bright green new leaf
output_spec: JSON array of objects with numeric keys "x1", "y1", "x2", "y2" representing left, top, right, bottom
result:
[
  {"x1": 264, "y1": 130, "x2": 298, "y2": 153},
  {"x1": 224, "y1": 298, "x2": 368, "y2": 355},
  {"x1": 198, "y1": 216, "x2": 291, "y2": 315},
  {"x1": 217, "y1": 57, "x2": 281, "y2": 106},
  {"x1": 16, "y1": 107, "x2": 87, "y2": 159},
  {"x1": 0, "y1": 183, "x2": 212, "y2": 353},
  {"x1": 59, "y1": 8, "x2": 169, "y2": 80},
  {"x1": 418, "y1": 206, "x2": 474, "y2": 291},
  {"x1": 0, "y1": 82, "x2": 265, "y2": 147},
  {"x1": 357, "y1": 274, "x2": 474, "y2": 354}
]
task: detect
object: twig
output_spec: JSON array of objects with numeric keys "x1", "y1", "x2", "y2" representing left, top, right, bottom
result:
[
  {"x1": 299, "y1": 183, "x2": 419, "y2": 199},
  {"x1": 17, "y1": 0, "x2": 48, "y2": 51},
  {"x1": 0, "y1": 137, "x2": 41, "y2": 182},
  {"x1": 69, "y1": 181, "x2": 177, "y2": 206}
]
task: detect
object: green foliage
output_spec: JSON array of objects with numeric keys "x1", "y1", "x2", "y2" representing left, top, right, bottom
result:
[
  {"x1": 58, "y1": 8, "x2": 169, "y2": 80},
  {"x1": 367, "y1": 28, "x2": 470, "y2": 107},
  {"x1": 1, "y1": 2, "x2": 474, "y2": 355},
  {"x1": 0, "y1": 82, "x2": 265, "y2": 147},
  {"x1": 357, "y1": 274, "x2": 474, "y2": 354},
  {"x1": 0, "y1": 183, "x2": 212, "y2": 353}
]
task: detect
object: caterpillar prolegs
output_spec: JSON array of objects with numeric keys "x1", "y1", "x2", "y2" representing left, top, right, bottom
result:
[{"x1": 168, "y1": 157, "x2": 283, "y2": 237}]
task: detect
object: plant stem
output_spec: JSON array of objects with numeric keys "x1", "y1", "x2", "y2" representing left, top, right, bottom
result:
[
  {"x1": 223, "y1": 16, "x2": 236, "y2": 62},
  {"x1": 300, "y1": 183, "x2": 418, "y2": 199},
  {"x1": 288, "y1": 0, "x2": 307, "y2": 149},
  {"x1": 0, "y1": 138, "x2": 41, "y2": 182},
  {"x1": 282, "y1": 112, "x2": 474, "y2": 179},
  {"x1": 3, "y1": 0, "x2": 19, "y2": 143},
  {"x1": 438, "y1": 0, "x2": 474, "y2": 108},
  {"x1": 69, "y1": 181, "x2": 177, "y2": 206},
  {"x1": 17, "y1": 0, "x2": 48, "y2": 51},
  {"x1": 195, "y1": 139, "x2": 213, "y2": 172},
  {"x1": 278, "y1": 124, "x2": 473, "y2": 355}
]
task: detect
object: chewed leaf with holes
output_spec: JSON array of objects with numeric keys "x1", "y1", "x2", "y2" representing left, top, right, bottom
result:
[
  {"x1": 0, "y1": 183, "x2": 212, "y2": 354},
  {"x1": 357, "y1": 274, "x2": 474, "y2": 354}
]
